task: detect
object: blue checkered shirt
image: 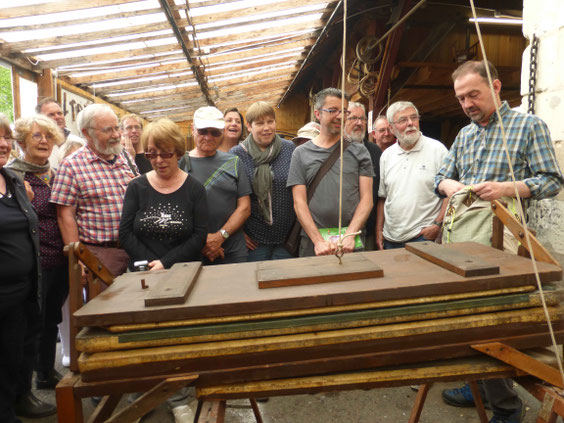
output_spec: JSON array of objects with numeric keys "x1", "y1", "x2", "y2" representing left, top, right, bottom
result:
[{"x1": 435, "y1": 101, "x2": 563, "y2": 200}]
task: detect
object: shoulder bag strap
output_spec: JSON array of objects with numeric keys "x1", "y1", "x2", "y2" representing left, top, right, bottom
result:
[{"x1": 306, "y1": 140, "x2": 351, "y2": 203}]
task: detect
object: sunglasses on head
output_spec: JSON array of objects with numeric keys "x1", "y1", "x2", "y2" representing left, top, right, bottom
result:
[
  {"x1": 144, "y1": 151, "x2": 175, "y2": 159},
  {"x1": 197, "y1": 128, "x2": 222, "y2": 137}
]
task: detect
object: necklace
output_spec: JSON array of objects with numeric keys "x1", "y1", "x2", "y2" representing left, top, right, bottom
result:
[{"x1": 36, "y1": 171, "x2": 51, "y2": 186}]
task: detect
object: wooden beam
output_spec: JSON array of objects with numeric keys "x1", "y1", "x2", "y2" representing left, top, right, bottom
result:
[
  {"x1": 207, "y1": 54, "x2": 304, "y2": 77},
  {"x1": 37, "y1": 69, "x2": 54, "y2": 99},
  {"x1": 190, "y1": 0, "x2": 336, "y2": 26},
  {"x1": 0, "y1": 0, "x2": 142, "y2": 19},
  {"x1": 25, "y1": 31, "x2": 174, "y2": 58},
  {"x1": 56, "y1": 54, "x2": 186, "y2": 74},
  {"x1": 66, "y1": 60, "x2": 191, "y2": 85},
  {"x1": 92, "y1": 73, "x2": 196, "y2": 94},
  {"x1": 159, "y1": 0, "x2": 213, "y2": 105},
  {"x1": 2, "y1": 21, "x2": 175, "y2": 54}
]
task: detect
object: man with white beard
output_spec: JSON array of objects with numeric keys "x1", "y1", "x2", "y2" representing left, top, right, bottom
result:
[
  {"x1": 376, "y1": 101, "x2": 448, "y2": 249},
  {"x1": 51, "y1": 104, "x2": 136, "y2": 276}
]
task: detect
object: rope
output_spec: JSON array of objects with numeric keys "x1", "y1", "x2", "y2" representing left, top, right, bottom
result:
[
  {"x1": 336, "y1": 0, "x2": 347, "y2": 263},
  {"x1": 468, "y1": 0, "x2": 564, "y2": 385}
]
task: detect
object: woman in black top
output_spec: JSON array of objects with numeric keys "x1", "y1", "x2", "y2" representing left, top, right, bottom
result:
[
  {"x1": 0, "y1": 114, "x2": 53, "y2": 421},
  {"x1": 119, "y1": 118, "x2": 208, "y2": 271}
]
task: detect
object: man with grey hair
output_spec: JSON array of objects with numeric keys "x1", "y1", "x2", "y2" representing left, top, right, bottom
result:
[
  {"x1": 344, "y1": 101, "x2": 381, "y2": 250},
  {"x1": 51, "y1": 104, "x2": 135, "y2": 277},
  {"x1": 372, "y1": 115, "x2": 396, "y2": 151},
  {"x1": 376, "y1": 101, "x2": 448, "y2": 249},
  {"x1": 36, "y1": 97, "x2": 83, "y2": 168},
  {"x1": 288, "y1": 88, "x2": 374, "y2": 257}
]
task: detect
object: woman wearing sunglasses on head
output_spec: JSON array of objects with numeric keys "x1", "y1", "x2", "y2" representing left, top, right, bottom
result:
[{"x1": 119, "y1": 119, "x2": 208, "y2": 272}]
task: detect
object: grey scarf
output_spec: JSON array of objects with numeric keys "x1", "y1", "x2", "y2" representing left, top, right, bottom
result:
[
  {"x1": 241, "y1": 134, "x2": 282, "y2": 225},
  {"x1": 7, "y1": 158, "x2": 50, "y2": 181}
]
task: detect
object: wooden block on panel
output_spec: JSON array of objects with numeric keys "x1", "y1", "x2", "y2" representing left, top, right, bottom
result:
[
  {"x1": 144, "y1": 262, "x2": 201, "y2": 307},
  {"x1": 257, "y1": 254, "x2": 383, "y2": 289},
  {"x1": 405, "y1": 242, "x2": 499, "y2": 277}
]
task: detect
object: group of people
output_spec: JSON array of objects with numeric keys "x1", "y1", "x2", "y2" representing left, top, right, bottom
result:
[{"x1": 0, "y1": 59, "x2": 563, "y2": 423}]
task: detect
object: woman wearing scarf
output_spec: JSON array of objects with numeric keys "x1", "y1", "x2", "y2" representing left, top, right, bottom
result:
[
  {"x1": 230, "y1": 102, "x2": 296, "y2": 261},
  {"x1": 9, "y1": 115, "x2": 68, "y2": 400}
]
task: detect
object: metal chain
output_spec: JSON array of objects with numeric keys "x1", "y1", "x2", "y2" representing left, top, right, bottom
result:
[{"x1": 527, "y1": 34, "x2": 539, "y2": 115}]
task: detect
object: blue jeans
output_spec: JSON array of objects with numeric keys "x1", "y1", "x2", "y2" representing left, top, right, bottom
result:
[
  {"x1": 383, "y1": 234, "x2": 427, "y2": 249},
  {"x1": 247, "y1": 244, "x2": 293, "y2": 262}
]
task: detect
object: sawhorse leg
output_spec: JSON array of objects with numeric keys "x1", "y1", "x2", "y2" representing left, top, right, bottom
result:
[
  {"x1": 195, "y1": 398, "x2": 264, "y2": 423},
  {"x1": 408, "y1": 382, "x2": 488, "y2": 423},
  {"x1": 56, "y1": 372, "x2": 84, "y2": 423}
]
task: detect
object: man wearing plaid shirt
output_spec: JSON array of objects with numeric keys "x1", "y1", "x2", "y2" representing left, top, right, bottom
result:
[
  {"x1": 51, "y1": 104, "x2": 136, "y2": 277},
  {"x1": 436, "y1": 60, "x2": 563, "y2": 423}
]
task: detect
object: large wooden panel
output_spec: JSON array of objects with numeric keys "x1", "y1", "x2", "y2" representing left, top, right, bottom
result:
[
  {"x1": 144, "y1": 262, "x2": 201, "y2": 307},
  {"x1": 257, "y1": 254, "x2": 383, "y2": 289},
  {"x1": 74, "y1": 243, "x2": 562, "y2": 327}
]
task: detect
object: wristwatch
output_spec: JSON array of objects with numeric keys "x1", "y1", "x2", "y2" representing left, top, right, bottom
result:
[
  {"x1": 432, "y1": 220, "x2": 442, "y2": 227},
  {"x1": 219, "y1": 229, "x2": 230, "y2": 239}
]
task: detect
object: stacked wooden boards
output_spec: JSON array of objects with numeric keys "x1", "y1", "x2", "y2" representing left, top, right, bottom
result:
[{"x1": 73, "y1": 242, "x2": 564, "y2": 386}]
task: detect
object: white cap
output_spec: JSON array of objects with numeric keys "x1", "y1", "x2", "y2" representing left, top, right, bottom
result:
[{"x1": 193, "y1": 106, "x2": 224, "y2": 130}]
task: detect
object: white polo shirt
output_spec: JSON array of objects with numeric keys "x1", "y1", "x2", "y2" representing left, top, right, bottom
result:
[{"x1": 378, "y1": 134, "x2": 447, "y2": 243}]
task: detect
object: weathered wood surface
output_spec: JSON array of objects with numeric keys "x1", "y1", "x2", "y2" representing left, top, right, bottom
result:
[
  {"x1": 75, "y1": 290, "x2": 562, "y2": 353},
  {"x1": 257, "y1": 254, "x2": 383, "y2": 288},
  {"x1": 74, "y1": 243, "x2": 562, "y2": 327},
  {"x1": 77, "y1": 307, "x2": 564, "y2": 381},
  {"x1": 144, "y1": 262, "x2": 201, "y2": 307},
  {"x1": 405, "y1": 242, "x2": 499, "y2": 277}
]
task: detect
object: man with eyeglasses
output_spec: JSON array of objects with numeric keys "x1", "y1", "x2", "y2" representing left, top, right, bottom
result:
[
  {"x1": 376, "y1": 101, "x2": 448, "y2": 250},
  {"x1": 372, "y1": 115, "x2": 396, "y2": 151},
  {"x1": 51, "y1": 104, "x2": 136, "y2": 277},
  {"x1": 36, "y1": 97, "x2": 84, "y2": 168},
  {"x1": 344, "y1": 101, "x2": 381, "y2": 251},
  {"x1": 288, "y1": 88, "x2": 374, "y2": 257},
  {"x1": 120, "y1": 114, "x2": 151, "y2": 174}
]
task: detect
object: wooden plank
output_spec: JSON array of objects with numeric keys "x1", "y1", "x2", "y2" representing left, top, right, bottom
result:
[
  {"x1": 408, "y1": 383, "x2": 431, "y2": 423},
  {"x1": 196, "y1": 400, "x2": 225, "y2": 423},
  {"x1": 104, "y1": 375, "x2": 197, "y2": 423},
  {"x1": 405, "y1": 242, "x2": 500, "y2": 277},
  {"x1": 471, "y1": 342, "x2": 564, "y2": 388},
  {"x1": 106, "y1": 285, "x2": 537, "y2": 332},
  {"x1": 492, "y1": 200, "x2": 560, "y2": 266},
  {"x1": 75, "y1": 290, "x2": 562, "y2": 353},
  {"x1": 55, "y1": 372, "x2": 84, "y2": 423},
  {"x1": 468, "y1": 380, "x2": 489, "y2": 423},
  {"x1": 258, "y1": 254, "x2": 383, "y2": 289},
  {"x1": 77, "y1": 307, "x2": 562, "y2": 374},
  {"x1": 0, "y1": 0, "x2": 142, "y2": 19},
  {"x1": 145, "y1": 262, "x2": 201, "y2": 307},
  {"x1": 87, "y1": 394, "x2": 121, "y2": 423},
  {"x1": 74, "y1": 243, "x2": 562, "y2": 327}
]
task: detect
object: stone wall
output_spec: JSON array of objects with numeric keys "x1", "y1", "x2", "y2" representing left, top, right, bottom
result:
[{"x1": 521, "y1": 0, "x2": 564, "y2": 253}]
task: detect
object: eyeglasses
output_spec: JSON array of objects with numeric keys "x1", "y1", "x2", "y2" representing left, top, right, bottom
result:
[
  {"x1": 197, "y1": 128, "x2": 222, "y2": 137},
  {"x1": 346, "y1": 116, "x2": 367, "y2": 123},
  {"x1": 124, "y1": 125, "x2": 141, "y2": 131},
  {"x1": 320, "y1": 108, "x2": 351, "y2": 116},
  {"x1": 31, "y1": 132, "x2": 55, "y2": 142},
  {"x1": 394, "y1": 115, "x2": 420, "y2": 125},
  {"x1": 89, "y1": 126, "x2": 121, "y2": 135},
  {"x1": 144, "y1": 151, "x2": 175, "y2": 159}
]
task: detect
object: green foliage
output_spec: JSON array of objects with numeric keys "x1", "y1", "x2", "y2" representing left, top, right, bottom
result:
[{"x1": 0, "y1": 66, "x2": 14, "y2": 121}]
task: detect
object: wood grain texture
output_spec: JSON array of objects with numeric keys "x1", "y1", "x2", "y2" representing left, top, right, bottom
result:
[
  {"x1": 405, "y1": 242, "x2": 499, "y2": 277},
  {"x1": 74, "y1": 244, "x2": 562, "y2": 327},
  {"x1": 144, "y1": 262, "x2": 201, "y2": 307},
  {"x1": 257, "y1": 254, "x2": 383, "y2": 288}
]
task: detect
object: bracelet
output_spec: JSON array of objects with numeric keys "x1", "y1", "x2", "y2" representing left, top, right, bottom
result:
[{"x1": 432, "y1": 220, "x2": 442, "y2": 226}]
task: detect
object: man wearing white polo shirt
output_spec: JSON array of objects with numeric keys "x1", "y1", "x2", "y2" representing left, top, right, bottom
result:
[{"x1": 376, "y1": 101, "x2": 448, "y2": 249}]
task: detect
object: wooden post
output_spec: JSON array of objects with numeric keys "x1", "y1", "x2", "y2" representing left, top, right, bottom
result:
[
  {"x1": 11, "y1": 70, "x2": 21, "y2": 119},
  {"x1": 37, "y1": 68, "x2": 54, "y2": 100}
]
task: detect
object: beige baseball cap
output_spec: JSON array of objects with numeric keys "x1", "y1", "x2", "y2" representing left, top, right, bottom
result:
[
  {"x1": 193, "y1": 106, "x2": 224, "y2": 129},
  {"x1": 292, "y1": 121, "x2": 320, "y2": 142}
]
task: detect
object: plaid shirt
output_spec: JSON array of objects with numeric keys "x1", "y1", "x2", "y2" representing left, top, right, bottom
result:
[
  {"x1": 435, "y1": 101, "x2": 563, "y2": 200},
  {"x1": 50, "y1": 145, "x2": 135, "y2": 243}
]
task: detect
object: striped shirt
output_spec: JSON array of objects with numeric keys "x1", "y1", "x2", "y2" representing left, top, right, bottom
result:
[
  {"x1": 50, "y1": 145, "x2": 135, "y2": 243},
  {"x1": 435, "y1": 101, "x2": 563, "y2": 200}
]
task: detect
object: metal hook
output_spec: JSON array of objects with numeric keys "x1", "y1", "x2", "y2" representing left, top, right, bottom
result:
[{"x1": 335, "y1": 230, "x2": 362, "y2": 264}]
